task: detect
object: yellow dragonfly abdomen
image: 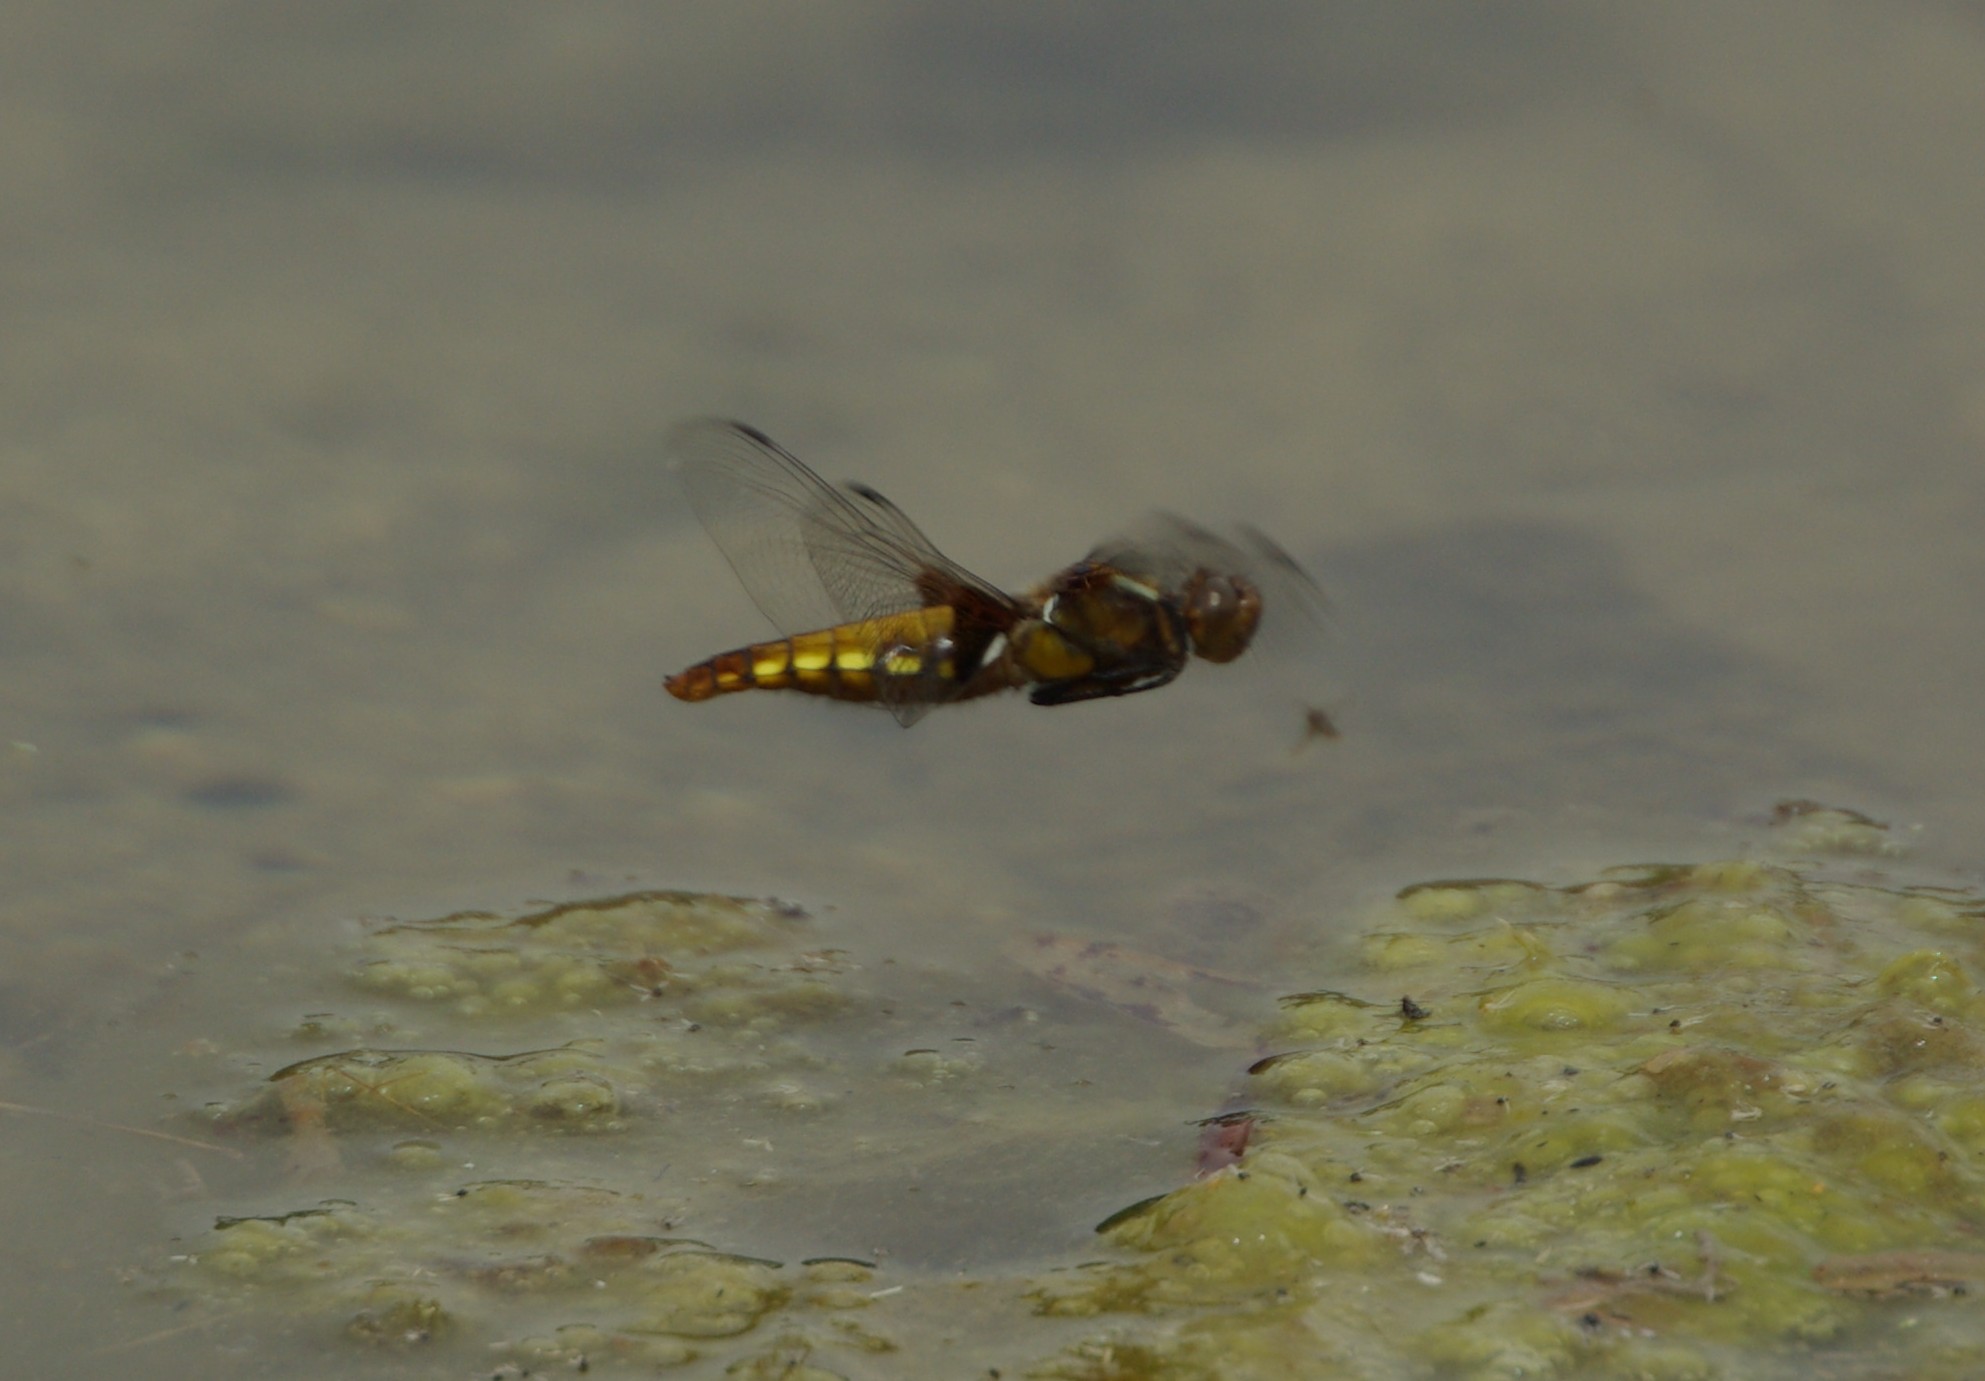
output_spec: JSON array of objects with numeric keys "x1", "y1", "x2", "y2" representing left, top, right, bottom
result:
[{"x1": 665, "y1": 607, "x2": 962, "y2": 705}]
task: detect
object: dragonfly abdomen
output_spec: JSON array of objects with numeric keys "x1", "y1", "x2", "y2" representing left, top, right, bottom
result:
[{"x1": 665, "y1": 608, "x2": 964, "y2": 705}]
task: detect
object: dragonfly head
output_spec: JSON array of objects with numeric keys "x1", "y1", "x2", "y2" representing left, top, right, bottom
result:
[{"x1": 1181, "y1": 569, "x2": 1263, "y2": 664}]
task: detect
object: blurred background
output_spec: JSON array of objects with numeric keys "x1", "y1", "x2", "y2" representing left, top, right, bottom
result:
[{"x1": 4, "y1": 3, "x2": 1983, "y2": 1373}]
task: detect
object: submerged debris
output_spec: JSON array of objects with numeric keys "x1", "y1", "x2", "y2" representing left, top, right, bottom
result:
[
  {"x1": 1766, "y1": 799, "x2": 1902, "y2": 857},
  {"x1": 1812, "y1": 1247, "x2": 1985, "y2": 1297}
]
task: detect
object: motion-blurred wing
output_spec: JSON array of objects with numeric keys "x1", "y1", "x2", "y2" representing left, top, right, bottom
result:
[{"x1": 1088, "y1": 512, "x2": 1326, "y2": 627}]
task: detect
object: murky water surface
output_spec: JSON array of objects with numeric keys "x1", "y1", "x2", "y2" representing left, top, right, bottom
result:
[{"x1": 5, "y1": 6, "x2": 1985, "y2": 1376}]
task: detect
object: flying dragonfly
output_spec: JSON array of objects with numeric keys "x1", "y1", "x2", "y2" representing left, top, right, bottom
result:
[{"x1": 663, "y1": 419, "x2": 1321, "y2": 727}]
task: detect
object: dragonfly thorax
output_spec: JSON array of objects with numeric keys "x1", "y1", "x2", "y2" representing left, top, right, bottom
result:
[
  {"x1": 1005, "y1": 563, "x2": 1197, "y2": 705},
  {"x1": 1008, "y1": 620, "x2": 1095, "y2": 682}
]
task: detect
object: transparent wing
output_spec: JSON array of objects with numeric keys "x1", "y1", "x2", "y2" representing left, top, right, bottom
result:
[
  {"x1": 668, "y1": 418, "x2": 1009, "y2": 634},
  {"x1": 1233, "y1": 521, "x2": 1331, "y2": 629}
]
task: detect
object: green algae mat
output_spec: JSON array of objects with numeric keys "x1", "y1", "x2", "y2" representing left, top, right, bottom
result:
[{"x1": 139, "y1": 815, "x2": 1985, "y2": 1377}]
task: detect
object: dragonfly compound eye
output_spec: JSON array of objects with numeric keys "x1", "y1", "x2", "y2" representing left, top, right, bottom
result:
[{"x1": 1182, "y1": 571, "x2": 1262, "y2": 664}]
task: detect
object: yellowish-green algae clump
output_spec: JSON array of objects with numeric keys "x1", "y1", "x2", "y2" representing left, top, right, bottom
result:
[
  {"x1": 153, "y1": 863, "x2": 1985, "y2": 1377},
  {"x1": 1029, "y1": 860, "x2": 1985, "y2": 1379},
  {"x1": 200, "y1": 889, "x2": 850, "y2": 1137},
  {"x1": 349, "y1": 889, "x2": 821, "y2": 1018},
  {"x1": 184, "y1": 1180, "x2": 890, "y2": 1371},
  {"x1": 161, "y1": 889, "x2": 908, "y2": 1374}
]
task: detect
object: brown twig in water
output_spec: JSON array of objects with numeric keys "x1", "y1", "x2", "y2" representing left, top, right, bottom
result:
[{"x1": 0, "y1": 1099, "x2": 243, "y2": 1160}]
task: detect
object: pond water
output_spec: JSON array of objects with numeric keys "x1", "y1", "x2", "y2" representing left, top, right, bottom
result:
[{"x1": 5, "y1": 5, "x2": 1984, "y2": 1377}]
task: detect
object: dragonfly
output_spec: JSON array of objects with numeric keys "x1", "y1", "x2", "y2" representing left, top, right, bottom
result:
[{"x1": 663, "y1": 419, "x2": 1321, "y2": 727}]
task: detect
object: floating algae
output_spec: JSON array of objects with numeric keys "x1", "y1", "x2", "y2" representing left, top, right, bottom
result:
[
  {"x1": 147, "y1": 854, "x2": 1985, "y2": 1376},
  {"x1": 214, "y1": 1044, "x2": 626, "y2": 1136},
  {"x1": 1027, "y1": 856, "x2": 1985, "y2": 1379},
  {"x1": 348, "y1": 889, "x2": 825, "y2": 1020},
  {"x1": 198, "y1": 888, "x2": 853, "y2": 1140},
  {"x1": 155, "y1": 889, "x2": 913, "y2": 1373},
  {"x1": 179, "y1": 1178, "x2": 882, "y2": 1369}
]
